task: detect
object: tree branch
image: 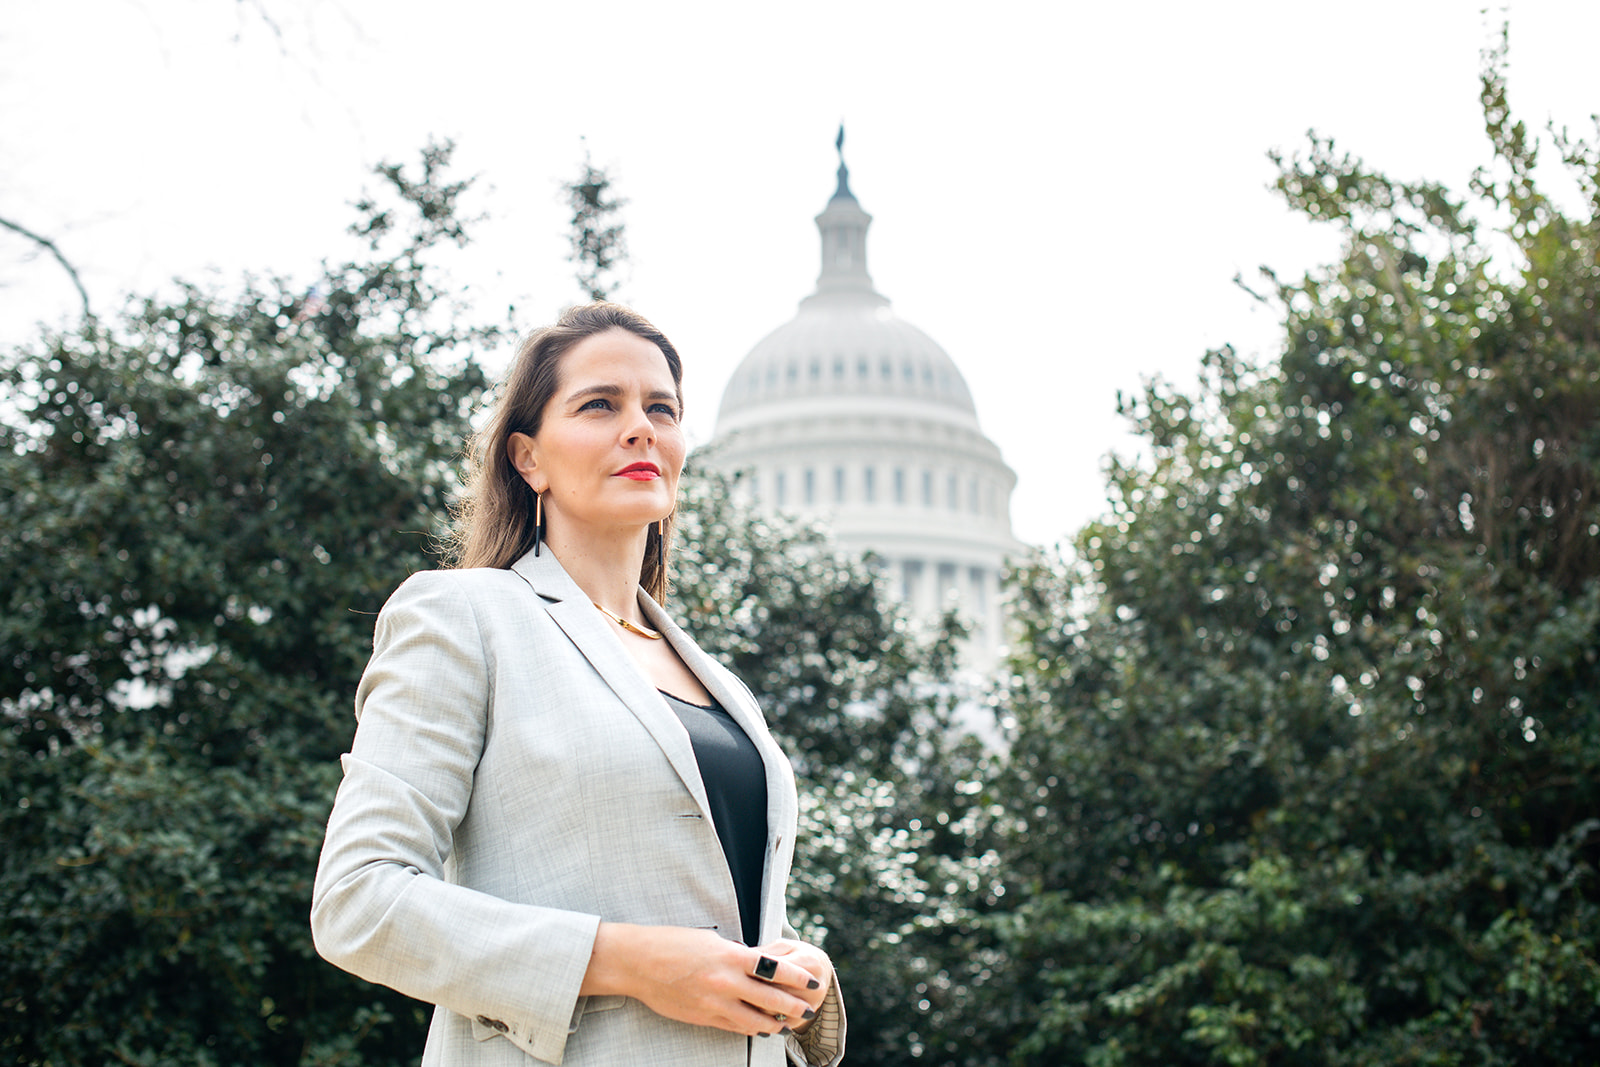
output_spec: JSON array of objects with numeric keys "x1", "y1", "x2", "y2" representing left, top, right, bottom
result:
[{"x1": 0, "y1": 213, "x2": 93, "y2": 321}]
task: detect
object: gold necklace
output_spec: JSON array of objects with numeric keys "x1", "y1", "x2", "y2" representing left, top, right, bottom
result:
[{"x1": 592, "y1": 601, "x2": 664, "y2": 640}]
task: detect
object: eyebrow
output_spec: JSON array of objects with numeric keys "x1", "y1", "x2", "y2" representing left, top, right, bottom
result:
[{"x1": 565, "y1": 383, "x2": 679, "y2": 405}]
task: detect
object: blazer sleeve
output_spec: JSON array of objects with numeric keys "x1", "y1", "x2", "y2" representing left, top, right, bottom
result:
[{"x1": 311, "y1": 570, "x2": 598, "y2": 1065}]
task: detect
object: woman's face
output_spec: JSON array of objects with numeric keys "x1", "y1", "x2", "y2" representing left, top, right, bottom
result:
[{"x1": 508, "y1": 328, "x2": 685, "y2": 541}]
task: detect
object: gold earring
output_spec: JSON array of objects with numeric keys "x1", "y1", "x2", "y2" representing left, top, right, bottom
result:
[{"x1": 534, "y1": 492, "x2": 543, "y2": 557}]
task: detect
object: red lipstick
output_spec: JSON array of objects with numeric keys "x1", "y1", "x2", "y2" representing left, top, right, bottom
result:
[{"x1": 615, "y1": 462, "x2": 660, "y2": 481}]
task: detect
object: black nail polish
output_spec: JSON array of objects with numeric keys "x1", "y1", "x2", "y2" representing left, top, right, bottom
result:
[
  {"x1": 780, "y1": 1027, "x2": 793, "y2": 1035},
  {"x1": 806, "y1": 979, "x2": 820, "y2": 990},
  {"x1": 802, "y1": 1009, "x2": 816, "y2": 1020},
  {"x1": 758, "y1": 1033, "x2": 770, "y2": 1039}
]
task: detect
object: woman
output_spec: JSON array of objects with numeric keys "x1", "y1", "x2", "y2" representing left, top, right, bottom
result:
[{"x1": 311, "y1": 303, "x2": 844, "y2": 1066}]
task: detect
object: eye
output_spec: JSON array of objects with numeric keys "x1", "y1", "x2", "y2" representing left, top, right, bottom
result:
[
  {"x1": 580, "y1": 398, "x2": 614, "y2": 412},
  {"x1": 649, "y1": 402, "x2": 680, "y2": 419}
]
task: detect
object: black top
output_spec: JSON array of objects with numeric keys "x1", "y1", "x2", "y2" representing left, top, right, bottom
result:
[{"x1": 660, "y1": 690, "x2": 769, "y2": 945}]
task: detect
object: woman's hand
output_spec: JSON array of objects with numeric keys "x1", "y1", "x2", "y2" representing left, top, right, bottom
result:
[
  {"x1": 751, "y1": 937, "x2": 832, "y2": 1034},
  {"x1": 581, "y1": 923, "x2": 822, "y2": 1037}
]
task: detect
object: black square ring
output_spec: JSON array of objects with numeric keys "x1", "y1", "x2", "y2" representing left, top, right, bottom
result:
[{"x1": 753, "y1": 955, "x2": 779, "y2": 981}]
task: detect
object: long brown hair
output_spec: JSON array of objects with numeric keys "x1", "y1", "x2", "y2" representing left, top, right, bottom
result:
[{"x1": 447, "y1": 302, "x2": 684, "y2": 601}]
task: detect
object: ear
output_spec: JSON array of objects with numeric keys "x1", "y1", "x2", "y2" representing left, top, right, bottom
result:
[{"x1": 507, "y1": 432, "x2": 545, "y2": 492}]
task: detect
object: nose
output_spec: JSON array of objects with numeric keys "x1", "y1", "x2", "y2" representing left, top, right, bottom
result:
[{"x1": 622, "y1": 402, "x2": 656, "y2": 446}]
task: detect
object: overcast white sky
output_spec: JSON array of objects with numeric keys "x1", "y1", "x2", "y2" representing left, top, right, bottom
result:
[{"x1": 3, "y1": 0, "x2": 1598, "y2": 546}]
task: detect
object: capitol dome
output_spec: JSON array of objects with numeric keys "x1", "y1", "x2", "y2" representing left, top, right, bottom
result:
[
  {"x1": 716, "y1": 299, "x2": 978, "y2": 422},
  {"x1": 704, "y1": 133, "x2": 1020, "y2": 665}
]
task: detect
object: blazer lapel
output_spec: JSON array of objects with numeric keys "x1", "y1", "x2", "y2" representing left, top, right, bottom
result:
[
  {"x1": 642, "y1": 593, "x2": 790, "y2": 782},
  {"x1": 508, "y1": 549, "x2": 714, "y2": 820},
  {"x1": 640, "y1": 591, "x2": 800, "y2": 943}
]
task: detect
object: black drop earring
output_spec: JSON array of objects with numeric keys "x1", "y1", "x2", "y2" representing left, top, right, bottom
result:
[{"x1": 533, "y1": 491, "x2": 543, "y2": 557}]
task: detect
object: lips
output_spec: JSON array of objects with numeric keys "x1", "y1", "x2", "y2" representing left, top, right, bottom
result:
[{"x1": 615, "y1": 462, "x2": 660, "y2": 481}]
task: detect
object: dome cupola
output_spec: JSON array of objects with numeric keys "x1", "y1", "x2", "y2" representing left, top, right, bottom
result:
[{"x1": 810, "y1": 125, "x2": 881, "y2": 303}]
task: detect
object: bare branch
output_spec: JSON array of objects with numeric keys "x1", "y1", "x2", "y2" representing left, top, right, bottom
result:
[{"x1": 0, "y1": 214, "x2": 93, "y2": 321}]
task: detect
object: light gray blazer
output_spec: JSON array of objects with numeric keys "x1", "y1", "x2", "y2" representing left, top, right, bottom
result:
[{"x1": 311, "y1": 547, "x2": 845, "y2": 1066}]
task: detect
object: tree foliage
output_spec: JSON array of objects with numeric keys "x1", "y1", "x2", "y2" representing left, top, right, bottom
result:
[
  {"x1": 0, "y1": 141, "x2": 493, "y2": 1065},
  {"x1": 984, "y1": 46, "x2": 1600, "y2": 1065},
  {"x1": 564, "y1": 153, "x2": 629, "y2": 303}
]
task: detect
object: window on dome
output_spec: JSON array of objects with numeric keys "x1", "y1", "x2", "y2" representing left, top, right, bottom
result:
[
  {"x1": 901, "y1": 560, "x2": 923, "y2": 604},
  {"x1": 947, "y1": 474, "x2": 959, "y2": 510},
  {"x1": 803, "y1": 468, "x2": 815, "y2": 506},
  {"x1": 880, "y1": 358, "x2": 893, "y2": 381},
  {"x1": 968, "y1": 477, "x2": 980, "y2": 513},
  {"x1": 863, "y1": 466, "x2": 876, "y2": 503},
  {"x1": 775, "y1": 471, "x2": 787, "y2": 508},
  {"x1": 834, "y1": 466, "x2": 846, "y2": 503},
  {"x1": 893, "y1": 467, "x2": 905, "y2": 505},
  {"x1": 833, "y1": 358, "x2": 845, "y2": 380},
  {"x1": 857, "y1": 357, "x2": 869, "y2": 380},
  {"x1": 809, "y1": 360, "x2": 821, "y2": 382},
  {"x1": 922, "y1": 366, "x2": 934, "y2": 387},
  {"x1": 902, "y1": 361, "x2": 915, "y2": 384},
  {"x1": 786, "y1": 362, "x2": 799, "y2": 384},
  {"x1": 922, "y1": 470, "x2": 934, "y2": 507}
]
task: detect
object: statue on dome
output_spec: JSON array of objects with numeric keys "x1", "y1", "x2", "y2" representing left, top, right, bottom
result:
[{"x1": 833, "y1": 123, "x2": 853, "y2": 200}]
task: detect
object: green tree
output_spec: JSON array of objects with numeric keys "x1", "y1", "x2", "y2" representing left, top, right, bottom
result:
[
  {"x1": 985, "y1": 43, "x2": 1600, "y2": 1066},
  {"x1": 564, "y1": 152, "x2": 629, "y2": 302},
  {"x1": 0, "y1": 140, "x2": 493, "y2": 1065}
]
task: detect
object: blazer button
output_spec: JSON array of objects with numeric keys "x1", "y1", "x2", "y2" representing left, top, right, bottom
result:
[{"x1": 476, "y1": 1015, "x2": 509, "y2": 1033}]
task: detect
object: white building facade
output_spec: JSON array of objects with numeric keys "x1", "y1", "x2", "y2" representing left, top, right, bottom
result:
[{"x1": 704, "y1": 142, "x2": 1020, "y2": 664}]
